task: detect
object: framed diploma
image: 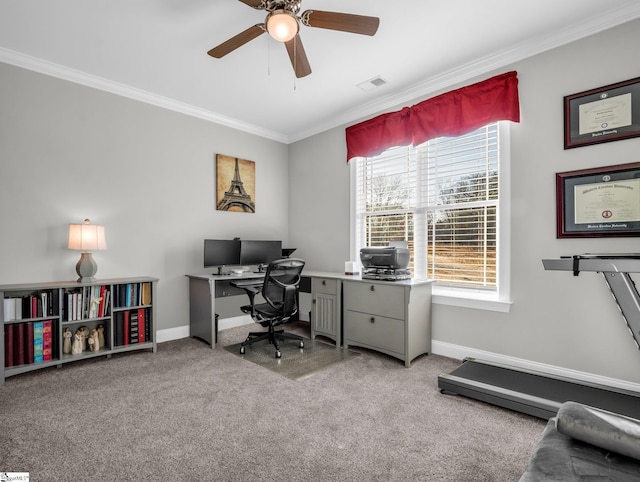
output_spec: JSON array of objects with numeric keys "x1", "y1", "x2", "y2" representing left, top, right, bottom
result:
[
  {"x1": 564, "y1": 76, "x2": 640, "y2": 149},
  {"x1": 557, "y1": 162, "x2": 640, "y2": 238}
]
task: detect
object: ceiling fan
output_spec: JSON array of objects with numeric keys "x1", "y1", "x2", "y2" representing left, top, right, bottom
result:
[{"x1": 207, "y1": 0, "x2": 380, "y2": 78}]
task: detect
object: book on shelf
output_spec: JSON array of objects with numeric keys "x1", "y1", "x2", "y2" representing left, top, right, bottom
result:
[
  {"x1": 33, "y1": 321, "x2": 43, "y2": 363},
  {"x1": 114, "y1": 311, "x2": 124, "y2": 346},
  {"x1": 145, "y1": 308, "x2": 151, "y2": 342},
  {"x1": 103, "y1": 288, "x2": 111, "y2": 316},
  {"x1": 4, "y1": 323, "x2": 14, "y2": 368},
  {"x1": 42, "y1": 320, "x2": 53, "y2": 361},
  {"x1": 138, "y1": 308, "x2": 145, "y2": 344},
  {"x1": 77, "y1": 290, "x2": 84, "y2": 320},
  {"x1": 38, "y1": 291, "x2": 48, "y2": 317},
  {"x1": 141, "y1": 282, "x2": 152, "y2": 305},
  {"x1": 3, "y1": 298, "x2": 14, "y2": 321},
  {"x1": 30, "y1": 296, "x2": 38, "y2": 319},
  {"x1": 51, "y1": 290, "x2": 59, "y2": 318},
  {"x1": 97, "y1": 285, "x2": 106, "y2": 318},
  {"x1": 123, "y1": 310, "x2": 130, "y2": 345},
  {"x1": 14, "y1": 322, "x2": 25, "y2": 366},
  {"x1": 129, "y1": 311, "x2": 139, "y2": 344},
  {"x1": 25, "y1": 322, "x2": 34, "y2": 365}
]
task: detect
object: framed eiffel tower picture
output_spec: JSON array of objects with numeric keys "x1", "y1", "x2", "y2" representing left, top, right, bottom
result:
[{"x1": 215, "y1": 154, "x2": 256, "y2": 213}]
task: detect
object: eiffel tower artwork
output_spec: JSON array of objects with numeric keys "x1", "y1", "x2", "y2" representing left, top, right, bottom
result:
[{"x1": 216, "y1": 154, "x2": 256, "y2": 212}]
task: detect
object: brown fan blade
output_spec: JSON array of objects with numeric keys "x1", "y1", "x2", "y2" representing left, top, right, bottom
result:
[
  {"x1": 207, "y1": 24, "x2": 265, "y2": 58},
  {"x1": 301, "y1": 10, "x2": 379, "y2": 36},
  {"x1": 238, "y1": 0, "x2": 264, "y2": 9},
  {"x1": 284, "y1": 35, "x2": 312, "y2": 78}
]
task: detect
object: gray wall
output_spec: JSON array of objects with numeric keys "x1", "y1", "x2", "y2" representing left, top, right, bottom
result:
[
  {"x1": 0, "y1": 63, "x2": 289, "y2": 329},
  {"x1": 289, "y1": 19, "x2": 640, "y2": 384}
]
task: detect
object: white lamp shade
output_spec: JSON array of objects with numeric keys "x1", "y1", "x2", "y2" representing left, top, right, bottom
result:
[
  {"x1": 266, "y1": 11, "x2": 299, "y2": 42},
  {"x1": 68, "y1": 220, "x2": 107, "y2": 251}
]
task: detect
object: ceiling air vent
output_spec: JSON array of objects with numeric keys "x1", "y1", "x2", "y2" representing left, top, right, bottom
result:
[{"x1": 357, "y1": 76, "x2": 387, "y2": 92}]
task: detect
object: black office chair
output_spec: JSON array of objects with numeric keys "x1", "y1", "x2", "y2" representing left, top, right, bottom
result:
[{"x1": 234, "y1": 258, "x2": 305, "y2": 359}]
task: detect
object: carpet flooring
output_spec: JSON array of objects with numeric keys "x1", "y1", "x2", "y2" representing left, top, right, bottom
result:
[{"x1": 0, "y1": 321, "x2": 547, "y2": 481}]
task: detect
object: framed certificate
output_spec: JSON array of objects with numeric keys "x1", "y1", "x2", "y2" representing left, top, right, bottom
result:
[
  {"x1": 557, "y1": 162, "x2": 640, "y2": 238},
  {"x1": 564, "y1": 76, "x2": 640, "y2": 149}
]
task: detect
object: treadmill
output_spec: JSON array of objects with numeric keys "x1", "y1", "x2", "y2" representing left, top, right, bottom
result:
[{"x1": 438, "y1": 254, "x2": 640, "y2": 420}]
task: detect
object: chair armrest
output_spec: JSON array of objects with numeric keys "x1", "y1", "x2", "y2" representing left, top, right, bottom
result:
[
  {"x1": 230, "y1": 280, "x2": 263, "y2": 290},
  {"x1": 230, "y1": 281, "x2": 262, "y2": 317}
]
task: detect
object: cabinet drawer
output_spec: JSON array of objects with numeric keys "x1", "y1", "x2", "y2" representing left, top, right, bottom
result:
[
  {"x1": 346, "y1": 310, "x2": 404, "y2": 354},
  {"x1": 344, "y1": 281, "x2": 405, "y2": 319},
  {"x1": 312, "y1": 277, "x2": 338, "y2": 295}
]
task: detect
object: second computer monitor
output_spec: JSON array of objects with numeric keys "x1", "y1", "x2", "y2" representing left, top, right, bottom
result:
[{"x1": 239, "y1": 240, "x2": 282, "y2": 267}]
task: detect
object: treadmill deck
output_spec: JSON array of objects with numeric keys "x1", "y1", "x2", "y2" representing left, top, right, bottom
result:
[{"x1": 438, "y1": 358, "x2": 640, "y2": 420}]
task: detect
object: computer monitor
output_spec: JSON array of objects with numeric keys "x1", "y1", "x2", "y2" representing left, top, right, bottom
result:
[
  {"x1": 204, "y1": 239, "x2": 241, "y2": 274},
  {"x1": 239, "y1": 240, "x2": 282, "y2": 270}
]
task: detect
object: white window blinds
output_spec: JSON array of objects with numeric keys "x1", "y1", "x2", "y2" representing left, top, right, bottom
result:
[{"x1": 354, "y1": 123, "x2": 500, "y2": 290}]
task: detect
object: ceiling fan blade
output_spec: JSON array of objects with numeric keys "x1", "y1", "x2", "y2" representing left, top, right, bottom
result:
[
  {"x1": 238, "y1": 0, "x2": 264, "y2": 9},
  {"x1": 207, "y1": 24, "x2": 266, "y2": 58},
  {"x1": 301, "y1": 10, "x2": 380, "y2": 36},
  {"x1": 285, "y1": 35, "x2": 312, "y2": 78}
]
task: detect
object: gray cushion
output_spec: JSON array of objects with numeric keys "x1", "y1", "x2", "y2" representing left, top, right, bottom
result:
[
  {"x1": 556, "y1": 401, "x2": 640, "y2": 461},
  {"x1": 520, "y1": 418, "x2": 640, "y2": 482}
]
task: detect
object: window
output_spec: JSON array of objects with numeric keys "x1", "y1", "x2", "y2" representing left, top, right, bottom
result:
[{"x1": 352, "y1": 122, "x2": 510, "y2": 309}]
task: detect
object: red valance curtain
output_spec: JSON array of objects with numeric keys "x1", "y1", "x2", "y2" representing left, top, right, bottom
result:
[{"x1": 346, "y1": 71, "x2": 520, "y2": 162}]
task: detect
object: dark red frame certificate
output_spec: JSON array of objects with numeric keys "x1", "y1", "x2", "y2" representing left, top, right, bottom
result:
[
  {"x1": 556, "y1": 162, "x2": 640, "y2": 238},
  {"x1": 564, "y1": 76, "x2": 640, "y2": 149}
]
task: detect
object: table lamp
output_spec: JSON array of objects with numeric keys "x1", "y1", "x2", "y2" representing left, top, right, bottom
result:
[{"x1": 67, "y1": 218, "x2": 107, "y2": 282}]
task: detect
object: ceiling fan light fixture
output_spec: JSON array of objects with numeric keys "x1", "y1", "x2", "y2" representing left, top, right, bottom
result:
[{"x1": 266, "y1": 10, "x2": 299, "y2": 42}]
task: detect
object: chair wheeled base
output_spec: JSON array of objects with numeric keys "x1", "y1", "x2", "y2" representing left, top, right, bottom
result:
[{"x1": 240, "y1": 323, "x2": 304, "y2": 359}]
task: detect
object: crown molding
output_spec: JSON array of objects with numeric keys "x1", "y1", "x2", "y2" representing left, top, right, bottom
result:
[{"x1": 0, "y1": 47, "x2": 289, "y2": 144}]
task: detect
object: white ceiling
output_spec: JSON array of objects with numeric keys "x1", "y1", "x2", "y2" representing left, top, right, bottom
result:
[{"x1": 2, "y1": 0, "x2": 640, "y2": 143}]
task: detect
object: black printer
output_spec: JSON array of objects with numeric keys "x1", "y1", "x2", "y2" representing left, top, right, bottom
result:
[{"x1": 360, "y1": 246, "x2": 411, "y2": 281}]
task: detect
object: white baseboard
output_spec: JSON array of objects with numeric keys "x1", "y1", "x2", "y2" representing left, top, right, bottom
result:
[
  {"x1": 156, "y1": 315, "x2": 253, "y2": 344},
  {"x1": 432, "y1": 339, "x2": 640, "y2": 393},
  {"x1": 156, "y1": 325, "x2": 190, "y2": 343},
  {"x1": 218, "y1": 315, "x2": 254, "y2": 330}
]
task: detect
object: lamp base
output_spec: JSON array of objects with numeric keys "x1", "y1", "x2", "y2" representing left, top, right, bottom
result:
[{"x1": 76, "y1": 252, "x2": 98, "y2": 283}]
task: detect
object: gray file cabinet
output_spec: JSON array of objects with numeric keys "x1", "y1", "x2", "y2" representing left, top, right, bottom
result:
[{"x1": 343, "y1": 279, "x2": 432, "y2": 367}]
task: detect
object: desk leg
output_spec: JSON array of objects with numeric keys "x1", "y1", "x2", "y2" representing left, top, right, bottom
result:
[{"x1": 188, "y1": 277, "x2": 217, "y2": 348}]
